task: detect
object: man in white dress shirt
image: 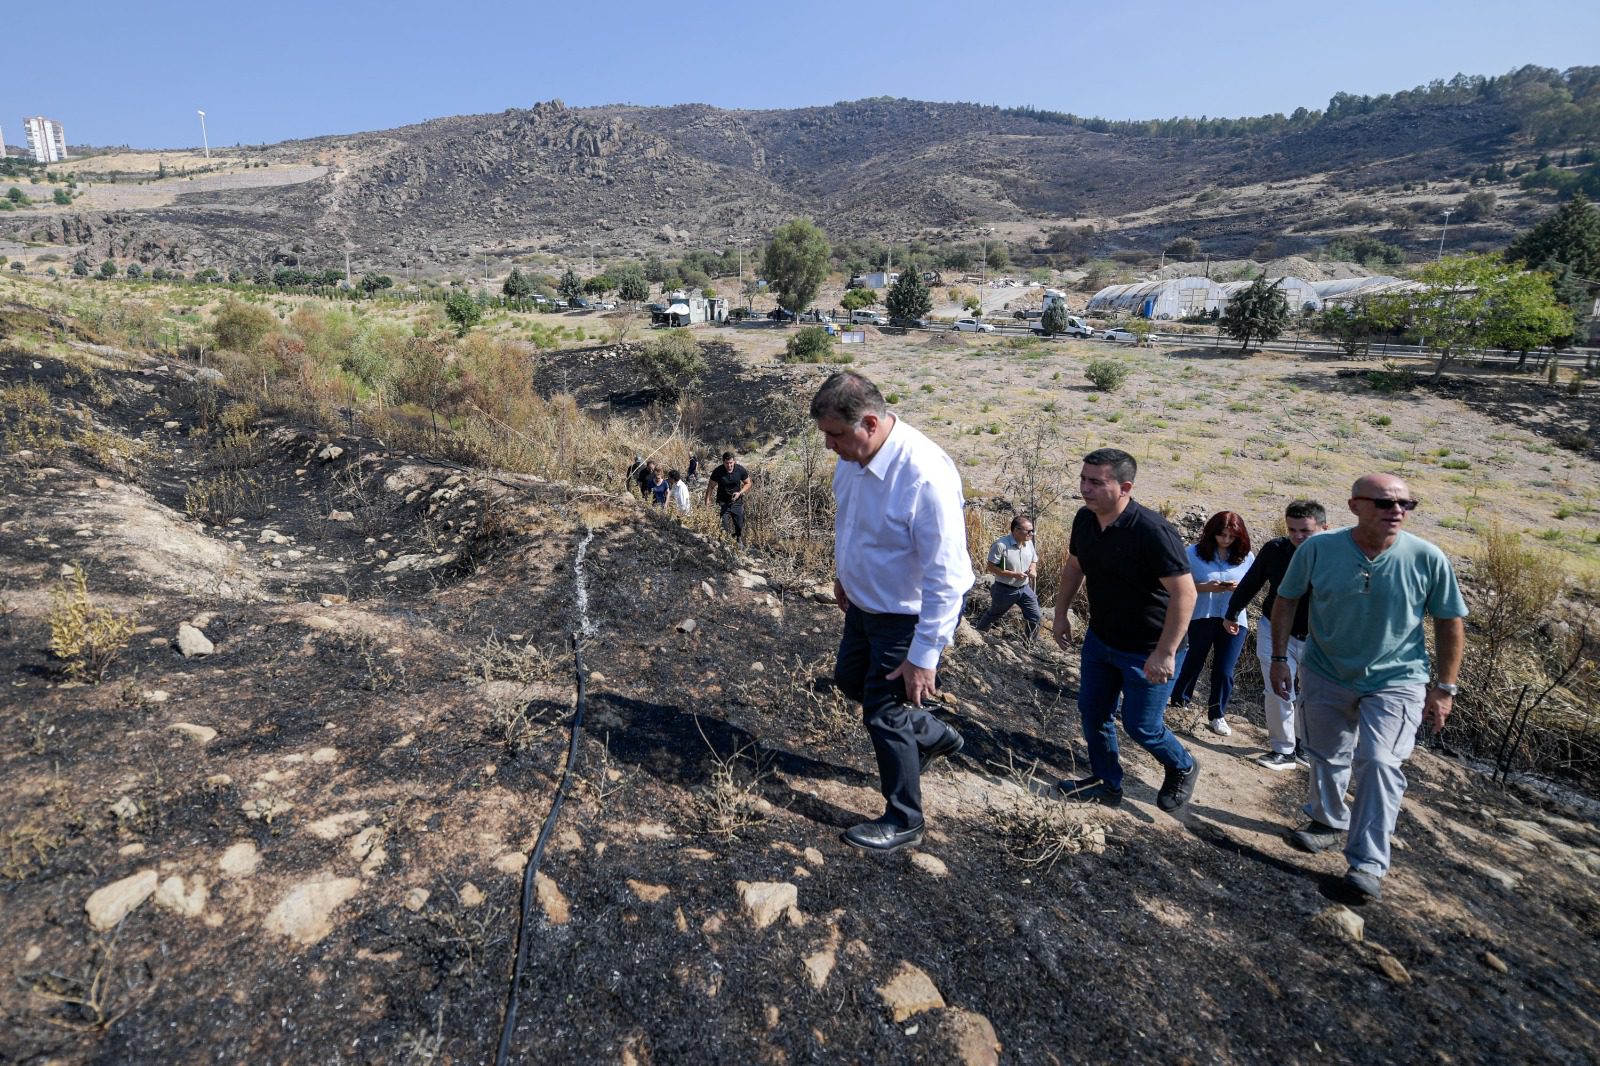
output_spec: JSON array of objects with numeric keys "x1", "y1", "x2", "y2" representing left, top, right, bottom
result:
[{"x1": 811, "y1": 371, "x2": 974, "y2": 852}]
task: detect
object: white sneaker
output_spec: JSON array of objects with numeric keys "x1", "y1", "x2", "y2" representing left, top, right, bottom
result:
[{"x1": 1207, "y1": 717, "x2": 1232, "y2": 736}]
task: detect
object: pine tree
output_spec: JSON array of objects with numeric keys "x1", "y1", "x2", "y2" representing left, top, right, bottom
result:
[
  {"x1": 885, "y1": 269, "x2": 932, "y2": 322},
  {"x1": 1508, "y1": 192, "x2": 1600, "y2": 280},
  {"x1": 1220, "y1": 274, "x2": 1290, "y2": 351}
]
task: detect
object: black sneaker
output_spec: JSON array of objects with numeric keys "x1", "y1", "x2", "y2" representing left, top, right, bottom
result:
[
  {"x1": 1289, "y1": 819, "x2": 1341, "y2": 853},
  {"x1": 1343, "y1": 867, "x2": 1383, "y2": 902},
  {"x1": 1256, "y1": 751, "x2": 1296, "y2": 771},
  {"x1": 1056, "y1": 775, "x2": 1123, "y2": 807},
  {"x1": 1293, "y1": 744, "x2": 1310, "y2": 769},
  {"x1": 918, "y1": 728, "x2": 965, "y2": 775},
  {"x1": 1156, "y1": 762, "x2": 1199, "y2": 812}
]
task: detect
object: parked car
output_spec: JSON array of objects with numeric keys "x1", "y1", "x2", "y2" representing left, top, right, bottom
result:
[
  {"x1": 798, "y1": 309, "x2": 833, "y2": 324},
  {"x1": 644, "y1": 302, "x2": 667, "y2": 314},
  {"x1": 1013, "y1": 309, "x2": 1044, "y2": 321},
  {"x1": 952, "y1": 318, "x2": 995, "y2": 333},
  {"x1": 850, "y1": 310, "x2": 888, "y2": 326},
  {"x1": 768, "y1": 308, "x2": 795, "y2": 322},
  {"x1": 888, "y1": 316, "x2": 932, "y2": 330},
  {"x1": 567, "y1": 296, "x2": 594, "y2": 310},
  {"x1": 594, "y1": 300, "x2": 617, "y2": 311},
  {"x1": 1100, "y1": 328, "x2": 1139, "y2": 343}
]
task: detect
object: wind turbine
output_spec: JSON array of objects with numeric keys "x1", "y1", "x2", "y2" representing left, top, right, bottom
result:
[{"x1": 197, "y1": 110, "x2": 209, "y2": 159}]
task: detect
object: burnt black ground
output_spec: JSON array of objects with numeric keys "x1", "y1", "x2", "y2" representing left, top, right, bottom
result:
[{"x1": 2, "y1": 336, "x2": 1599, "y2": 1065}]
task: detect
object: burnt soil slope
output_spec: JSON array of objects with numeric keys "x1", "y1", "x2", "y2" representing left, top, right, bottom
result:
[{"x1": 2, "y1": 339, "x2": 1599, "y2": 1064}]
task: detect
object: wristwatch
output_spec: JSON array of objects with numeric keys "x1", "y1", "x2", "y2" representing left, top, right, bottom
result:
[{"x1": 1432, "y1": 681, "x2": 1459, "y2": 696}]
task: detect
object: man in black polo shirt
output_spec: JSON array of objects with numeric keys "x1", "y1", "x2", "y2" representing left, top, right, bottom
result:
[
  {"x1": 1224, "y1": 499, "x2": 1328, "y2": 770},
  {"x1": 703, "y1": 451, "x2": 752, "y2": 545},
  {"x1": 1051, "y1": 448, "x2": 1200, "y2": 811}
]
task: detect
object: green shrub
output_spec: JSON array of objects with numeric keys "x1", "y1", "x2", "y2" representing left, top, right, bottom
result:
[
  {"x1": 781, "y1": 325, "x2": 837, "y2": 364},
  {"x1": 212, "y1": 300, "x2": 278, "y2": 353},
  {"x1": 634, "y1": 329, "x2": 705, "y2": 399},
  {"x1": 1084, "y1": 359, "x2": 1130, "y2": 392}
]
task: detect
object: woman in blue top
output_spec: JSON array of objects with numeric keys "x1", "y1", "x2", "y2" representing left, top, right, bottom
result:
[{"x1": 1171, "y1": 511, "x2": 1255, "y2": 735}]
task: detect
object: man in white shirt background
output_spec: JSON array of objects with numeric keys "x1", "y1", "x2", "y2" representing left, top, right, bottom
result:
[{"x1": 811, "y1": 371, "x2": 974, "y2": 853}]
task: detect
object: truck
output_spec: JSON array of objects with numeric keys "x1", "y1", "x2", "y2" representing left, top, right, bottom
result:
[{"x1": 1033, "y1": 289, "x2": 1095, "y2": 337}]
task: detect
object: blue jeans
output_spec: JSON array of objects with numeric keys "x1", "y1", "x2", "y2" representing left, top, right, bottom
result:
[
  {"x1": 1171, "y1": 617, "x2": 1249, "y2": 719},
  {"x1": 835, "y1": 606, "x2": 950, "y2": 828},
  {"x1": 1077, "y1": 629, "x2": 1194, "y2": 790}
]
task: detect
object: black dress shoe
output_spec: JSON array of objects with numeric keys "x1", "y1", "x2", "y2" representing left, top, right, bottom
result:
[
  {"x1": 919, "y1": 728, "x2": 965, "y2": 774},
  {"x1": 1056, "y1": 775, "x2": 1124, "y2": 807},
  {"x1": 842, "y1": 818, "x2": 925, "y2": 853},
  {"x1": 1156, "y1": 762, "x2": 1200, "y2": 812}
]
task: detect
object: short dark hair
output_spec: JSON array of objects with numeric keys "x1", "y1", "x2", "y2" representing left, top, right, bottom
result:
[
  {"x1": 1083, "y1": 447, "x2": 1136, "y2": 484},
  {"x1": 667, "y1": 469, "x2": 681, "y2": 481},
  {"x1": 1285, "y1": 499, "x2": 1327, "y2": 525},
  {"x1": 810, "y1": 370, "x2": 887, "y2": 426},
  {"x1": 721, "y1": 451, "x2": 735, "y2": 461},
  {"x1": 1010, "y1": 514, "x2": 1034, "y2": 531}
]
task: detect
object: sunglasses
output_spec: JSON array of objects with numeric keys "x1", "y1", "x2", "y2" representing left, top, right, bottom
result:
[{"x1": 1354, "y1": 497, "x2": 1418, "y2": 512}]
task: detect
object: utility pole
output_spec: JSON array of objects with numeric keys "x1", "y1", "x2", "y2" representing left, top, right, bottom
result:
[{"x1": 1436, "y1": 209, "x2": 1454, "y2": 262}]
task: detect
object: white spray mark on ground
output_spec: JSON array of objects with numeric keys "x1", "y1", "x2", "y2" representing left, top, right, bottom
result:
[{"x1": 573, "y1": 527, "x2": 598, "y2": 637}]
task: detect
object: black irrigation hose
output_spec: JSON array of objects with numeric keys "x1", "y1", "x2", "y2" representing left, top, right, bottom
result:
[{"x1": 495, "y1": 633, "x2": 587, "y2": 1066}]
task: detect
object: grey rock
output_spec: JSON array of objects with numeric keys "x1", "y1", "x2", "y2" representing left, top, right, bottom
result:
[{"x1": 176, "y1": 624, "x2": 214, "y2": 658}]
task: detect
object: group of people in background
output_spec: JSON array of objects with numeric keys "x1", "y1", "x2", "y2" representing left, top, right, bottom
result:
[
  {"x1": 626, "y1": 450, "x2": 753, "y2": 547},
  {"x1": 808, "y1": 369, "x2": 1466, "y2": 907}
]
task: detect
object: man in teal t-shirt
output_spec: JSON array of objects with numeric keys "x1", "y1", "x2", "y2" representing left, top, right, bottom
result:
[{"x1": 1269, "y1": 473, "x2": 1467, "y2": 903}]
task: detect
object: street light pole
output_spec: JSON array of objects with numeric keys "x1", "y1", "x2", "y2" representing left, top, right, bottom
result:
[
  {"x1": 197, "y1": 110, "x2": 209, "y2": 160},
  {"x1": 1436, "y1": 209, "x2": 1453, "y2": 262}
]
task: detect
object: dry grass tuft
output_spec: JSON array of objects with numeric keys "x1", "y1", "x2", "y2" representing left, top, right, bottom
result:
[
  {"x1": 47, "y1": 564, "x2": 137, "y2": 682},
  {"x1": 694, "y1": 718, "x2": 771, "y2": 838},
  {"x1": 989, "y1": 751, "x2": 1108, "y2": 870}
]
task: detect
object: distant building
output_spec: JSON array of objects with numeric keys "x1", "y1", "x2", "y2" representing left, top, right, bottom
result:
[
  {"x1": 23, "y1": 117, "x2": 68, "y2": 163},
  {"x1": 0, "y1": 125, "x2": 6, "y2": 160}
]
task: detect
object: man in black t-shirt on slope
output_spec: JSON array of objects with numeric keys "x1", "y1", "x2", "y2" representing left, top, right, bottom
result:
[
  {"x1": 704, "y1": 450, "x2": 752, "y2": 545},
  {"x1": 1050, "y1": 448, "x2": 1200, "y2": 812}
]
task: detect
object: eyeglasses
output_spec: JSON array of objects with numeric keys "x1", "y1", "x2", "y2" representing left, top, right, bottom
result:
[
  {"x1": 1015, "y1": 527, "x2": 1035, "y2": 535},
  {"x1": 1354, "y1": 497, "x2": 1418, "y2": 512}
]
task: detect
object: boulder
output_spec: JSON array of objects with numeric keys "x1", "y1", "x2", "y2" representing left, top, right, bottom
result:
[
  {"x1": 736, "y1": 880, "x2": 798, "y2": 930},
  {"x1": 85, "y1": 870, "x2": 159, "y2": 930},
  {"x1": 176, "y1": 624, "x2": 214, "y2": 658},
  {"x1": 936, "y1": 1008, "x2": 1002, "y2": 1066},
  {"x1": 1312, "y1": 905, "x2": 1364, "y2": 942},
  {"x1": 877, "y1": 961, "x2": 946, "y2": 1022},
  {"x1": 264, "y1": 877, "x2": 363, "y2": 945}
]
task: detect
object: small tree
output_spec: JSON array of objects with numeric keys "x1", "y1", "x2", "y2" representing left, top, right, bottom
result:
[
  {"x1": 761, "y1": 218, "x2": 831, "y2": 316},
  {"x1": 583, "y1": 274, "x2": 614, "y2": 297},
  {"x1": 615, "y1": 266, "x2": 649, "y2": 307},
  {"x1": 5, "y1": 187, "x2": 24, "y2": 203},
  {"x1": 502, "y1": 267, "x2": 533, "y2": 299},
  {"x1": 444, "y1": 291, "x2": 483, "y2": 336},
  {"x1": 98, "y1": 259, "x2": 118, "y2": 280},
  {"x1": 71, "y1": 257, "x2": 90, "y2": 277},
  {"x1": 557, "y1": 268, "x2": 583, "y2": 301},
  {"x1": 52, "y1": 188, "x2": 72, "y2": 206},
  {"x1": 634, "y1": 329, "x2": 705, "y2": 400},
  {"x1": 1040, "y1": 301, "x2": 1071, "y2": 336},
  {"x1": 840, "y1": 288, "x2": 876, "y2": 312},
  {"x1": 1084, "y1": 359, "x2": 1131, "y2": 391},
  {"x1": 1220, "y1": 273, "x2": 1290, "y2": 351},
  {"x1": 125, "y1": 262, "x2": 144, "y2": 279},
  {"x1": 885, "y1": 268, "x2": 933, "y2": 322}
]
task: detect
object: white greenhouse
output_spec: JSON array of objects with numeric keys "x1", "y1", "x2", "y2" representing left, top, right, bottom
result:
[
  {"x1": 1085, "y1": 276, "x2": 1222, "y2": 319},
  {"x1": 1215, "y1": 276, "x2": 1323, "y2": 316}
]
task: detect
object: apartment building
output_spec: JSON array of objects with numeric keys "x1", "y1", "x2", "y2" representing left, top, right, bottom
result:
[{"x1": 23, "y1": 116, "x2": 68, "y2": 163}]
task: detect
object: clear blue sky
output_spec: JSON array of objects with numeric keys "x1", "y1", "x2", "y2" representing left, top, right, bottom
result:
[{"x1": 6, "y1": 0, "x2": 1598, "y2": 150}]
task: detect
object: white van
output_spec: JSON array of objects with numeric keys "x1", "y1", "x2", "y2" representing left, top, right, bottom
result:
[{"x1": 850, "y1": 310, "x2": 888, "y2": 326}]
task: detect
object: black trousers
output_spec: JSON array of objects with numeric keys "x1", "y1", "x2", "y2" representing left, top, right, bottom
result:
[
  {"x1": 834, "y1": 605, "x2": 948, "y2": 827},
  {"x1": 719, "y1": 504, "x2": 745, "y2": 544}
]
